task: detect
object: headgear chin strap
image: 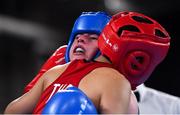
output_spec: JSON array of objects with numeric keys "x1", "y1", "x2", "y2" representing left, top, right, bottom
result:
[
  {"x1": 65, "y1": 11, "x2": 111, "y2": 62},
  {"x1": 98, "y1": 11, "x2": 171, "y2": 90}
]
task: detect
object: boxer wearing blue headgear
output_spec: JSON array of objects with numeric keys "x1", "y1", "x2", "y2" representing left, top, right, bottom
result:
[
  {"x1": 65, "y1": 12, "x2": 111, "y2": 62},
  {"x1": 23, "y1": 12, "x2": 111, "y2": 93}
]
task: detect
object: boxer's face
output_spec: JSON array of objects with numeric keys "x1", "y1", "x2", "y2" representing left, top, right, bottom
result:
[{"x1": 69, "y1": 33, "x2": 99, "y2": 61}]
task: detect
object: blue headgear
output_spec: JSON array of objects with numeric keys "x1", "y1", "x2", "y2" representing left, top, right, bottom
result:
[{"x1": 65, "y1": 11, "x2": 111, "y2": 62}]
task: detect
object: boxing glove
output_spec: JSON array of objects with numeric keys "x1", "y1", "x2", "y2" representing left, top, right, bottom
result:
[
  {"x1": 42, "y1": 86, "x2": 97, "y2": 114},
  {"x1": 23, "y1": 45, "x2": 67, "y2": 93}
]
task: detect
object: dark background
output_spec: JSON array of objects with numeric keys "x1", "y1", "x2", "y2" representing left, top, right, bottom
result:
[{"x1": 0, "y1": 0, "x2": 179, "y2": 113}]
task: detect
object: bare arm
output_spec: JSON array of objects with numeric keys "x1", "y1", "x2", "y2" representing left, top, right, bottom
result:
[
  {"x1": 4, "y1": 64, "x2": 67, "y2": 114},
  {"x1": 4, "y1": 75, "x2": 44, "y2": 114},
  {"x1": 79, "y1": 67, "x2": 132, "y2": 114},
  {"x1": 100, "y1": 70, "x2": 131, "y2": 113}
]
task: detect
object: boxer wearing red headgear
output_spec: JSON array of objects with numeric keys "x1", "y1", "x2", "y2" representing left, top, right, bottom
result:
[{"x1": 98, "y1": 11, "x2": 170, "y2": 90}]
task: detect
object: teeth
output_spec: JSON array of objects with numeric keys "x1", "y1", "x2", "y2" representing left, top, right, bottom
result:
[{"x1": 75, "y1": 47, "x2": 84, "y2": 53}]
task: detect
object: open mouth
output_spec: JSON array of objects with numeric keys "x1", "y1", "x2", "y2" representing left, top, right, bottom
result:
[{"x1": 73, "y1": 46, "x2": 85, "y2": 54}]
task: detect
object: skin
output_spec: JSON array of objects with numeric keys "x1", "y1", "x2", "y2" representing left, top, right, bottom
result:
[
  {"x1": 4, "y1": 33, "x2": 138, "y2": 114},
  {"x1": 4, "y1": 56, "x2": 131, "y2": 114},
  {"x1": 69, "y1": 33, "x2": 99, "y2": 61}
]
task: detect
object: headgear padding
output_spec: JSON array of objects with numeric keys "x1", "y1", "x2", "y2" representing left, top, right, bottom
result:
[
  {"x1": 98, "y1": 12, "x2": 170, "y2": 89},
  {"x1": 65, "y1": 11, "x2": 111, "y2": 62}
]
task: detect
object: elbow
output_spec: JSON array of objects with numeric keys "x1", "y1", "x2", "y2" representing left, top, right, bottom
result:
[
  {"x1": 4, "y1": 101, "x2": 20, "y2": 114},
  {"x1": 4, "y1": 103, "x2": 14, "y2": 114}
]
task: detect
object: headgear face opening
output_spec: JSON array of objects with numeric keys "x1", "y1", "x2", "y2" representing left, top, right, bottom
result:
[
  {"x1": 98, "y1": 11, "x2": 170, "y2": 89},
  {"x1": 65, "y1": 11, "x2": 111, "y2": 62}
]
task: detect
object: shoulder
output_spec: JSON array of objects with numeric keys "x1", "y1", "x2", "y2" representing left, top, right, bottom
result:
[
  {"x1": 81, "y1": 66, "x2": 131, "y2": 91},
  {"x1": 94, "y1": 67, "x2": 130, "y2": 84},
  {"x1": 87, "y1": 67, "x2": 131, "y2": 113},
  {"x1": 43, "y1": 62, "x2": 69, "y2": 77},
  {"x1": 42, "y1": 62, "x2": 70, "y2": 89}
]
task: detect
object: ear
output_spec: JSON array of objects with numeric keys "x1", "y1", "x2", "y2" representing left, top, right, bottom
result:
[{"x1": 123, "y1": 51, "x2": 150, "y2": 88}]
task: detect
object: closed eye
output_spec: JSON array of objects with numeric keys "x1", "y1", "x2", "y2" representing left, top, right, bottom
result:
[
  {"x1": 89, "y1": 34, "x2": 98, "y2": 40},
  {"x1": 75, "y1": 34, "x2": 81, "y2": 39},
  {"x1": 90, "y1": 37, "x2": 98, "y2": 40}
]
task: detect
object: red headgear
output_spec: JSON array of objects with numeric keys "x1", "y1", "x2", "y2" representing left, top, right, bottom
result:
[{"x1": 98, "y1": 12, "x2": 170, "y2": 90}]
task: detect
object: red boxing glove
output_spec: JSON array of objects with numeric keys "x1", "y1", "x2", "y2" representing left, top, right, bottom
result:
[{"x1": 23, "y1": 45, "x2": 67, "y2": 93}]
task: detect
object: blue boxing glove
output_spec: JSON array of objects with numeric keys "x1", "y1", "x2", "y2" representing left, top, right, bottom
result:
[{"x1": 42, "y1": 86, "x2": 97, "y2": 114}]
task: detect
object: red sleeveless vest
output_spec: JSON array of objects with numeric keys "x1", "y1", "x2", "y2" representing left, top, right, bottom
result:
[{"x1": 33, "y1": 60, "x2": 113, "y2": 113}]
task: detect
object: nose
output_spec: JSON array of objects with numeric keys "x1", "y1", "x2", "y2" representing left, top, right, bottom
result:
[{"x1": 77, "y1": 34, "x2": 89, "y2": 43}]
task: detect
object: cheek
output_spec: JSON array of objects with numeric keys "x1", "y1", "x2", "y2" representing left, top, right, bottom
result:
[
  {"x1": 92, "y1": 42, "x2": 98, "y2": 50},
  {"x1": 69, "y1": 49, "x2": 73, "y2": 60},
  {"x1": 69, "y1": 47, "x2": 73, "y2": 55},
  {"x1": 69, "y1": 43, "x2": 76, "y2": 59},
  {"x1": 89, "y1": 42, "x2": 98, "y2": 54}
]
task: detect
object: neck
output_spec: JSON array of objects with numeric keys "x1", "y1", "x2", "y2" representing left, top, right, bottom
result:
[{"x1": 94, "y1": 55, "x2": 112, "y2": 64}]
